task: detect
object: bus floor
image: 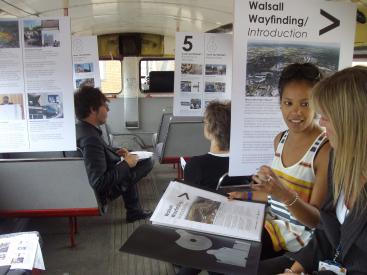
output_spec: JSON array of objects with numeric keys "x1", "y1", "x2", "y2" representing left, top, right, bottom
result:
[{"x1": 20, "y1": 163, "x2": 209, "y2": 275}]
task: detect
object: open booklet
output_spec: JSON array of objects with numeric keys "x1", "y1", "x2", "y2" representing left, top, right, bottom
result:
[
  {"x1": 0, "y1": 231, "x2": 45, "y2": 271},
  {"x1": 150, "y1": 181, "x2": 265, "y2": 242}
]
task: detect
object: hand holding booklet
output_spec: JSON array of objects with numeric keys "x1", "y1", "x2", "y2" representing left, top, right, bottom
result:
[{"x1": 150, "y1": 181, "x2": 265, "y2": 242}]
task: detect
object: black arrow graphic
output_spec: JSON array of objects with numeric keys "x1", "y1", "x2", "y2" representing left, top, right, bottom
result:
[
  {"x1": 178, "y1": 193, "x2": 189, "y2": 200},
  {"x1": 320, "y1": 9, "x2": 340, "y2": 35}
]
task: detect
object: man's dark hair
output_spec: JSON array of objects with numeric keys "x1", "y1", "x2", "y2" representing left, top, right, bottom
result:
[
  {"x1": 74, "y1": 86, "x2": 108, "y2": 120},
  {"x1": 278, "y1": 63, "x2": 322, "y2": 99},
  {"x1": 204, "y1": 101, "x2": 231, "y2": 151}
]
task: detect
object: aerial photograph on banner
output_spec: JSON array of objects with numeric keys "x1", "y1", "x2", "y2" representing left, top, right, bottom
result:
[
  {"x1": 246, "y1": 41, "x2": 340, "y2": 97},
  {"x1": 0, "y1": 21, "x2": 19, "y2": 48}
]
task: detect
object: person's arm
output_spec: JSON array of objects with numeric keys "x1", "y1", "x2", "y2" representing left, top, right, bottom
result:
[
  {"x1": 252, "y1": 142, "x2": 330, "y2": 228},
  {"x1": 80, "y1": 136, "x2": 132, "y2": 193},
  {"x1": 116, "y1": 147, "x2": 129, "y2": 157},
  {"x1": 227, "y1": 190, "x2": 268, "y2": 202},
  {"x1": 283, "y1": 141, "x2": 330, "y2": 227}
]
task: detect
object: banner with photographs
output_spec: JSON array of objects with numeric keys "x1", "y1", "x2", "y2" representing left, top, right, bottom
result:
[
  {"x1": 229, "y1": 0, "x2": 356, "y2": 175},
  {"x1": 173, "y1": 32, "x2": 232, "y2": 116},
  {"x1": 0, "y1": 17, "x2": 75, "y2": 152},
  {"x1": 72, "y1": 36, "x2": 101, "y2": 89}
]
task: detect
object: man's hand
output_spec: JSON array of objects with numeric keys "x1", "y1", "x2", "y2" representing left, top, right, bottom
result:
[
  {"x1": 116, "y1": 148, "x2": 129, "y2": 157},
  {"x1": 124, "y1": 153, "x2": 138, "y2": 168}
]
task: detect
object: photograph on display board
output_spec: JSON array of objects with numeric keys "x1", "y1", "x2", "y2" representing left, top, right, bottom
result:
[
  {"x1": 181, "y1": 63, "x2": 203, "y2": 75},
  {"x1": 180, "y1": 81, "x2": 191, "y2": 92},
  {"x1": 0, "y1": 21, "x2": 19, "y2": 48},
  {"x1": 245, "y1": 41, "x2": 340, "y2": 97},
  {"x1": 74, "y1": 63, "x2": 94, "y2": 73},
  {"x1": 27, "y1": 92, "x2": 63, "y2": 119},
  {"x1": 181, "y1": 81, "x2": 200, "y2": 93},
  {"x1": 24, "y1": 19, "x2": 61, "y2": 47},
  {"x1": 205, "y1": 64, "x2": 226, "y2": 76},
  {"x1": 0, "y1": 93, "x2": 24, "y2": 120},
  {"x1": 190, "y1": 98, "x2": 201, "y2": 110},
  {"x1": 76, "y1": 78, "x2": 95, "y2": 88},
  {"x1": 205, "y1": 81, "x2": 226, "y2": 93}
]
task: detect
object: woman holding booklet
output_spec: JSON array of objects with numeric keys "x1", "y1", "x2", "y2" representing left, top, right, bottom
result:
[
  {"x1": 276, "y1": 66, "x2": 367, "y2": 274},
  {"x1": 228, "y1": 63, "x2": 331, "y2": 266}
]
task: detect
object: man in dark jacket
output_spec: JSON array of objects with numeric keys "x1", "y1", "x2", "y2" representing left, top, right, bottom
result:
[{"x1": 74, "y1": 86, "x2": 153, "y2": 223}]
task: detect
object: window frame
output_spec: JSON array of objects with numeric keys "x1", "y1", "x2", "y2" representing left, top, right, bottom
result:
[{"x1": 99, "y1": 58, "x2": 123, "y2": 95}]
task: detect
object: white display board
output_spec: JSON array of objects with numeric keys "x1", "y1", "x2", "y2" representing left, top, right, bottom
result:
[
  {"x1": 0, "y1": 17, "x2": 76, "y2": 152},
  {"x1": 173, "y1": 32, "x2": 232, "y2": 116},
  {"x1": 72, "y1": 36, "x2": 101, "y2": 89},
  {"x1": 229, "y1": 0, "x2": 356, "y2": 175}
]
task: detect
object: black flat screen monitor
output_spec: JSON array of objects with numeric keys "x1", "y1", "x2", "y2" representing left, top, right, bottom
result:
[{"x1": 148, "y1": 71, "x2": 174, "y2": 93}]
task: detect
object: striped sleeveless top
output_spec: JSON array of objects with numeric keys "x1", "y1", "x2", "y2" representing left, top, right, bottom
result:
[{"x1": 265, "y1": 130, "x2": 327, "y2": 252}]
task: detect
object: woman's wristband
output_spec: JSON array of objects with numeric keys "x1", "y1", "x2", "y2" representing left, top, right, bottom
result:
[
  {"x1": 248, "y1": 191, "x2": 253, "y2": 201},
  {"x1": 244, "y1": 191, "x2": 252, "y2": 201}
]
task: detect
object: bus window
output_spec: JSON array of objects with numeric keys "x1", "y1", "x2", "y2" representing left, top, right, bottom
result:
[
  {"x1": 353, "y1": 60, "x2": 367, "y2": 67},
  {"x1": 99, "y1": 60, "x2": 122, "y2": 94},
  {"x1": 139, "y1": 58, "x2": 174, "y2": 92}
]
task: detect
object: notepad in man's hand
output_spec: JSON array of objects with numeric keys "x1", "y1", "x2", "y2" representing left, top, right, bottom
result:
[
  {"x1": 130, "y1": 151, "x2": 153, "y2": 160},
  {"x1": 120, "y1": 151, "x2": 153, "y2": 162}
]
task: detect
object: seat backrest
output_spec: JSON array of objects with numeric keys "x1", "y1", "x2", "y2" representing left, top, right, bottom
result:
[
  {"x1": 160, "y1": 118, "x2": 210, "y2": 162},
  {"x1": 157, "y1": 112, "x2": 173, "y2": 144},
  {"x1": 0, "y1": 158, "x2": 99, "y2": 212}
]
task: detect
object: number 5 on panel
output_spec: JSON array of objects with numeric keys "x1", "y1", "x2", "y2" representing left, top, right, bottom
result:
[{"x1": 182, "y1": 35, "x2": 193, "y2": 51}]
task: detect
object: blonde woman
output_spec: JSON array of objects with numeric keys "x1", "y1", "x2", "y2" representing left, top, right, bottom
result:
[{"x1": 279, "y1": 66, "x2": 367, "y2": 274}]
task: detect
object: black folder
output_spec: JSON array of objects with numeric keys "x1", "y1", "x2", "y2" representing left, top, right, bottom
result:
[{"x1": 120, "y1": 224, "x2": 261, "y2": 275}]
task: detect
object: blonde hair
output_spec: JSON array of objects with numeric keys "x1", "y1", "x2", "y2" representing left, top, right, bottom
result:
[
  {"x1": 204, "y1": 101, "x2": 231, "y2": 151},
  {"x1": 311, "y1": 66, "x2": 367, "y2": 212}
]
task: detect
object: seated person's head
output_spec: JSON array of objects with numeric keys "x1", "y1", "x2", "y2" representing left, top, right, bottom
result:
[
  {"x1": 312, "y1": 65, "x2": 367, "y2": 151},
  {"x1": 2, "y1": 96, "x2": 10, "y2": 104},
  {"x1": 278, "y1": 63, "x2": 322, "y2": 99},
  {"x1": 278, "y1": 63, "x2": 322, "y2": 132},
  {"x1": 203, "y1": 101, "x2": 231, "y2": 151},
  {"x1": 312, "y1": 66, "x2": 367, "y2": 211},
  {"x1": 74, "y1": 86, "x2": 109, "y2": 124}
]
